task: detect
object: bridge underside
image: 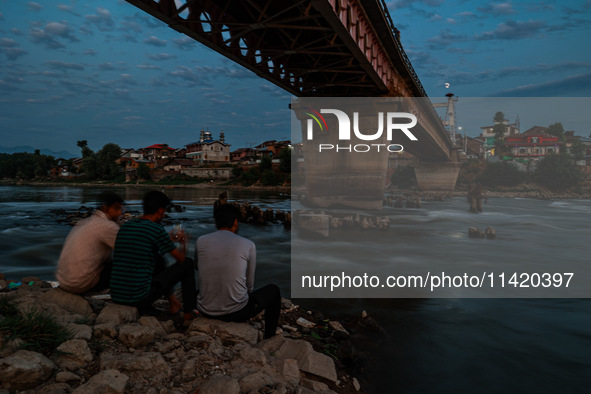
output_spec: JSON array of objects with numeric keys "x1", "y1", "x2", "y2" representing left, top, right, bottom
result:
[{"x1": 125, "y1": 0, "x2": 425, "y2": 97}]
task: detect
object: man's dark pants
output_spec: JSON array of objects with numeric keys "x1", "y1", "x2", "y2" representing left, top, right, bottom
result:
[
  {"x1": 200, "y1": 284, "x2": 281, "y2": 339},
  {"x1": 125, "y1": 257, "x2": 196, "y2": 315}
]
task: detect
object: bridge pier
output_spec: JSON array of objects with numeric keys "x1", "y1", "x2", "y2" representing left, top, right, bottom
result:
[{"x1": 413, "y1": 162, "x2": 461, "y2": 191}]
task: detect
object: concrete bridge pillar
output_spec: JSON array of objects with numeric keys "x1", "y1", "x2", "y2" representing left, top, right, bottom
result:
[{"x1": 413, "y1": 162, "x2": 461, "y2": 191}]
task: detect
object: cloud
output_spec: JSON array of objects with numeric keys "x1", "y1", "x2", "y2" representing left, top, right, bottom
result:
[
  {"x1": 147, "y1": 53, "x2": 177, "y2": 61},
  {"x1": 172, "y1": 36, "x2": 196, "y2": 50},
  {"x1": 98, "y1": 62, "x2": 116, "y2": 71},
  {"x1": 137, "y1": 64, "x2": 162, "y2": 70},
  {"x1": 57, "y1": 4, "x2": 81, "y2": 16},
  {"x1": 46, "y1": 60, "x2": 85, "y2": 71},
  {"x1": 0, "y1": 38, "x2": 28, "y2": 60},
  {"x1": 427, "y1": 29, "x2": 466, "y2": 46},
  {"x1": 169, "y1": 66, "x2": 203, "y2": 84},
  {"x1": 11, "y1": 28, "x2": 24, "y2": 36},
  {"x1": 387, "y1": 0, "x2": 444, "y2": 10},
  {"x1": 30, "y1": 21, "x2": 79, "y2": 48},
  {"x1": 478, "y1": 2, "x2": 516, "y2": 16},
  {"x1": 27, "y1": 2, "x2": 42, "y2": 12},
  {"x1": 82, "y1": 49, "x2": 97, "y2": 56},
  {"x1": 194, "y1": 65, "x2": 256, "y2": 79},
  {"x1": 120, "y1": 20, "x2": 143, "y2": 34},
  {"x1": 476, "y1": 20, "x2": 546, "y2": 40},
  {"x1": 0, "y1": 12, "x2": 4, "y2": 20},
  {"x1": 144, "y1": 36, "x2": 167, "y2": 47},
  {"x1": 489, "y1": 72, "x2": 591, "y2": 97},
  {"x1": 60, "y1": 79, "x2": 95, "y2": 94},
  {"x1": 446, "y1": 18, "x2": 456, "y2": 24},
  {"x1": 85, "y1": 7, "x2": 115, "y2": 32},
  {"x1": 455, "y1": 11, "x2": 477, "y2": 21},
  {"x1": 113, "y1": 89, "x2": 131, "y2": 99}
]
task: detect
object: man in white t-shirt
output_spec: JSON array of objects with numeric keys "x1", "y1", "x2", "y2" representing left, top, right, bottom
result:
[
  {"x1": 195, "y1": 204, "x2": 281, "y2": 339},
  {"x1": 56, "y1": 192, "x2": 123, "y2": 294}
]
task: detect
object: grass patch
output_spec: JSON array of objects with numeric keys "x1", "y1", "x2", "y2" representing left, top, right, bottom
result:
[
  {"x1": 0, "y1": 308, "x2": 73, "y2": 356},
  {"x1": 0, "y1": 295, "x2": 18, "y2": 317}
]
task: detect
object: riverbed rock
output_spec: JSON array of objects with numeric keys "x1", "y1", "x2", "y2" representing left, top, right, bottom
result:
[
  {"x1": 72, "y1": 369, "x2": 129, "y2": 394},
  {"x1": 0, "y1": 350, "x2": 56, "y2": 390},
  {"x1": 187, "y1": 317, "x2": 259, "y2": 346},
  {"x1": 118, "y1": 323, "x2": 156, "y2": 348},
  {"x1": 273, "y1": 358, "x2": 301, "y2": 385},
  {"x1": 96, "y1": 303, "x2": 139, "y2": 325},
  {"x1": 40, "y1": 288, "x2": 93, "y2": 316},
  {"x1": 55, "y1": 339, "x2": 93, "y2": 369},
  {"x1": 93, "y1": 322, "x2": 118, "y2": 339},
  {"x1": 138, "y1": 315, "x2": 167, "y2": 337},
  {"x1": 99, "y1": 352, "x2": 171, "y2": 381},
  {"x1": 66, "y1": 323, "x2": 93, "y2": 340},
  {"x1": 55, "y1": 371, "x2": 82, "y2": 383},
  {"x1": 485, "y1": 226, "x2": 496, "y2": 240},
  {"x1": 199, "y1": 375, "x2": 240, "y2": 394}
]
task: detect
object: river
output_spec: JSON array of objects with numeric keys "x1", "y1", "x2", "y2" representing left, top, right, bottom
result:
[{"x1": 0, "y1": 185, "x2": 589, "y2": 393}]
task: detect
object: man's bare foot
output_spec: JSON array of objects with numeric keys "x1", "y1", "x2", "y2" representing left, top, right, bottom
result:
[{"x1": 168, "y1": 294, "x2": 182, "y2": 314}]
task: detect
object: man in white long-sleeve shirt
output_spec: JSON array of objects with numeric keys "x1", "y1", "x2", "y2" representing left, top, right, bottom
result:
[{"x1": 195, "y1": 204, "x2": 280, "y2": 339}]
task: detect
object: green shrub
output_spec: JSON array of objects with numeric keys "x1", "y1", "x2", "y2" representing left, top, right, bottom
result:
[
  {"x1": 477, "y1": 161, "x2": 525, "y2": 188},
  {"x1": 0, "y1": 309, "x2": 73, "y2": 356},
  {"x1": 261, "y1": 170, "x2": 281, "y2": 186},
  {"x1": 0, "y1": 296, "x2": 18, "y2": 317},
  {"x1": 534, "y1": 154, "x2": 583, "y2": 191}
]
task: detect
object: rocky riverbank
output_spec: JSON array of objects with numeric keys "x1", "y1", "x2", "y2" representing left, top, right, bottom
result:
[{"x1": 0, "y1": 276, "x2": 373, "y2": 393}]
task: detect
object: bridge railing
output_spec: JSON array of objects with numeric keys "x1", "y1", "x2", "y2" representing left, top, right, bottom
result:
[{"x1": 377, "y1": 0, "x2": 428, "y2": 98}]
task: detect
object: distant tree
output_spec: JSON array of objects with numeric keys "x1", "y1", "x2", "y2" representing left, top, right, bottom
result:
[
  {"x1": 278, "y1": 148, "x2": 291, "y2": 173},
  {"x1": 458, "y1": 159, "x2": 487, "y2": 186},
  {"x1": 547, "y1": 122, "x2": 565, "y2": 139},
  {"x1": 534, "y1": 154, "x2": 582, "y2": 191},
  {"x1": 570, "y1": 139, "x2": 585, "y2": 161},
  {"x1": 77, "y1": 140, "x2": 97, "y2": 178},
  {"x1": 492, "y1": 111, "x2": 507, "y2": 156},
  {"x1": 96, "y1": 143, "x2": 122, "y2": 179},
  {"x1": 137, "y1": 162, "x2": 151, "y2": 180},
  {"x1": 477, "y1": 161, "x2": 525, "y2": 188},
  {"x1": 259, "y1": 155, "x2": 272, "y2": 171}
]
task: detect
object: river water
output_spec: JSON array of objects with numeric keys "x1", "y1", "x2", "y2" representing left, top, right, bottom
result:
[{"x1": 0, "y1": 185, "x2": 589, "y2": 392}]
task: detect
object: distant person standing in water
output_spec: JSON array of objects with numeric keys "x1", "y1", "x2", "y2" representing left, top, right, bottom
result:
[
  {"x1": 110, "y1": 190, "x2": 196, "y2": 319},
  {"x1": 56, "y1": 192, "x2": 124, "y2": 294}
]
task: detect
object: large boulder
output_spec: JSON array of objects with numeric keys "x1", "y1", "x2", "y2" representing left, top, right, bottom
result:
[
  {"x1": 0, "y1": 350, "x2": 56, "y2": 390},
  {"x1": 55, "y1": 339, "x2": 93, "y2": 369},
  {"x1": 40, "y1": 288, "x2": 92, "y2": 316},
  {"x1": 72, "y1": 369, "x2": 129, "y2": 394},
  {"x1": 187, "y1": 317, "x2": 259, "y2": 346},
  {"x1": 96, "y1": 303, "x2": 138, "y2": 325},
  {"x1": 138, "y1": 316, "x2": 166, "y2": 337}
]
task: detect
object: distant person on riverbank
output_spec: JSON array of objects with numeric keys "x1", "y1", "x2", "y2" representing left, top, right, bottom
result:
[
  {"x1": 195, "y1": 204, "x2": 281, "y2": 339},
  {"x1": 213, "y1": 191, "x2": 227, "y2": 219},
  {"x1": 110, "y1": 190, "x2": 196, "y2": 320},
  {"x1": 56, "y1": 192, "x2": 124, "y2": 294}
]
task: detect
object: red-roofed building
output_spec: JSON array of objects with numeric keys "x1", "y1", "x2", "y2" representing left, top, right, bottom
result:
[
  {"x1": 503, "y1": 126, "x2": 563, "y2": 161},
  {"x1": 142, "y1": 144, "x2": 176, "y2": 162}
]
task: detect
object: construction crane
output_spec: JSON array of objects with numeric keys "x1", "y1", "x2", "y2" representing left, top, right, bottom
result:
[{"x1": 433, "y1": 93, "x2": 459, "y2": 145}]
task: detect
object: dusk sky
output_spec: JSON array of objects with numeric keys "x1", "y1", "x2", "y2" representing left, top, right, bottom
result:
[{"x1": 1, "y1": 0, "x2": 590, "y2": 156}]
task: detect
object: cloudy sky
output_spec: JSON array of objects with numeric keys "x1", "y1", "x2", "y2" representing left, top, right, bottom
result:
[{"x1": 1, "y1": 0, "x2": 590, "y2": 156}]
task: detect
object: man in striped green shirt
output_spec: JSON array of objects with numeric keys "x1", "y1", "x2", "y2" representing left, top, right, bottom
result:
[{"x1": 110, "y1": 190, "x2": 196, "y2": 318}]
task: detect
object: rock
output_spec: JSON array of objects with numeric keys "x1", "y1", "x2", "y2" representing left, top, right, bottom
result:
[
  {"x1": 96, "y1": 303, "x2": 139, "y2": 325},
  {"x1": 273, "y1": 358, "x2": 300, "y2": 386},
  {"x1": 0, "y1": 350, "x2": 56, "y2": 390},
  {"x1": 352, "y1": 377, "x2": 361, "y2": 391},
  {"x1": 239, "y1": 347, "x2": 266, "y2": 364},
  {"x1": 468, "y1": 227, "x2": 485, "y2": 239},
  {"x1": 100, "y1": 352, "x2": 171, "y2": 380},
  {"x1": 55, "y1": 339, "x2": 93, "y2": 369},
  {"x1": 118, "y1": 323, "x2": 156, "y2": 348},
  {"x1": 275, "y1": 338, "x2": 337, "y2": 382},
  {"x1": 187, "y1": 317, "x2": 259, "y2": 346},
  {"x1": 155, "y1": 339, "x2": 181, "y2": 353},
  {"x1": 72, "y1": 369, "x2": 129, "y2": 394},
  {"x1": 300, "y1": 377, "x2": 329, "y2": 392},
  {"x1": 281, "y1": 298, "x2": 296, "y2": 310},
  {"x1": 296, "y1": 317, "x2": 315, "y2": 329},
  {"x1": 66, "y1": 323, "x2": 93, "y2": 340},
  {"x1": 485, "y1": 226, "x2": 496, "y2": 240},
  {"x1": 160, "y1": 320, "x2": 176, "y2": 333},
  {"x1": 94, "y1": 322, "x2": 118, "y2": 339},
  {"x1": 40, "y1": 288, "x2": 93, "y2": 316},
  {"x1": 138, "y1": 316, "x2": 167, "y2": 337},
  {"x1": 282, "y1": 325, "x2": 298, "y2": 332},
  {"x1": 328, "y1": 321, "x2": 349, "y2": 337},
  {"x1": 56, "y1": 371, "x2": 82, "y2": 383},
  {"x1": 239, "y1": 372, "x2": 277, "y2": 392},
  {"x1": 199, "y1": 375, "x2": 240, "y2": 394}
]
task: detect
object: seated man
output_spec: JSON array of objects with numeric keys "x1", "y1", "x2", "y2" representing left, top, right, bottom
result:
[
  {"x1": 110, "y1": 190, "x2": 196, "y2": 319},
  {"x1": 195, "y1": 204, "x2": 281, "y2": 339},
  {"x1": 56, "y1": 192, "x2": 123, "y2": 294}
]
